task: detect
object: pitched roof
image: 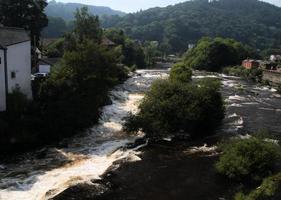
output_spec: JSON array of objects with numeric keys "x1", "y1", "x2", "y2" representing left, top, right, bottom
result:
[
  {"x1": 0, "y1": 27, "x2": 30, "y2": 47},
  {"x1": 101, "y1": 37, "x2": 116, "y2": 47}
]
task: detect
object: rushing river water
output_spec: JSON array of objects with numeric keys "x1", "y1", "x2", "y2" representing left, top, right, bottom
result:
[{"x1": 0, "y1": 70, "x2": 281, "y2": 200}]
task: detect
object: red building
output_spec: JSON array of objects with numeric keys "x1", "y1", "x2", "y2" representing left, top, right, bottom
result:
[{"x1": 242, "y1": 59, "x2": 260, "y2": 69}]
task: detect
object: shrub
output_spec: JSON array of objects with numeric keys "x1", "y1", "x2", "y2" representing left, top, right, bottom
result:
[
  {"x1": 124, "y1": 78, "x2": 225, "y2": 139},
  {"x1": 184, "y1": 37, "x2": 255, "y2": 72},
  {"x1": 223, "y1": 66, "x2": 263, "y2": 82},
  {"x1": 216, "y1": 137, "x2": 281, "y2": 181},
  {"x1": 45, "y1": 38, "x2": 65, "y2": 58},
  {"x1": 234, "y1": 173, "x2": 281, "y2": 200},
  {"x1": 169, "y1": 62, "x2": 192, "y2": 83}
]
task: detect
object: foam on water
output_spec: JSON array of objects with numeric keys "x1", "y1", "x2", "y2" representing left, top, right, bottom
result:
[
  {"x1": 192, "y1": 75, "x2": 218, "y2": 79},
  {"x1": 0, "y1": 70, "x2": 167, "y2": 200},
  {"x1": 228, "y1": 95, "x2": 247, "y2": 101}
]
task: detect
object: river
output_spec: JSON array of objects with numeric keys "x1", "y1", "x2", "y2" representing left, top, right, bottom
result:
[{"x1": 0, "y1": 70, "x2": 281, "y2": 200}]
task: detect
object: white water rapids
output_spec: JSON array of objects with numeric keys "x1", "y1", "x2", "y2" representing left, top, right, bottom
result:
[
  {"x1": 1, "y1": 69, "x2": 281, "y2": 200},
  {"x1": 0, "y1": 70, "x2": 168, "y2": 200}
]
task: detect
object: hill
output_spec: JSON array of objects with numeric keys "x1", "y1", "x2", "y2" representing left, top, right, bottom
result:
[
  {"x1": 102, "y1": 0, "x2": 281, "y2": 52},
  {"x1": 42, "y1": 1, "x2": 126, "y2": 38},
  {"x1": 46, "y1": 1, "x2": 126, "y2": 21}
]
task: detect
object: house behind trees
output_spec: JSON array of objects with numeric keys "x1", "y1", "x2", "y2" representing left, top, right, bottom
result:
[
  {"x1": 0, "y1": 27, "x2": 32, "y2": 111},
  {"x1": 242, "y1": 59, "x2": 260, "y2": 69}
]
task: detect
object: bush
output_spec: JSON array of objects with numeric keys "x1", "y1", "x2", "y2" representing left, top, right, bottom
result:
[
  {"x1": 184, "y1": 37, "x2": 255, "y2": 72},
  {"x1": 169, "y1": 62, "x2": 192, "y2": 83},
  {"x1": 45, "y1": 38, "x2": 65, "y2": 58},
  {"x1": 223, "y1": 66, "x2": 263, "y2": 82},
  {"x1": 216, "y1": 137, "x2": 281, "y2": 181},
  {"x1": 124, "y1": 78, "x2": 225, "y2": 139},
  {"x1": 234, "y1": 173, "x2": 281, "y2": 200}
]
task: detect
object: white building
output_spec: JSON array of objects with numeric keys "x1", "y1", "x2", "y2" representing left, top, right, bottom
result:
[
  {"x1": 0, "y1": 27, "x2": 32, "y2": 111},
  {"x1": 270, "y1": 55, "x2": 281, "y2": 62},
  {"x1": 37, "y1": 58, "x2": 60, "y2": 74}
]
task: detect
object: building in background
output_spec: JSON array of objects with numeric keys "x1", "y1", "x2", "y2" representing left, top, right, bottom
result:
[
  {"x1": 0, "y1": 27, "x2": 32, "y2": 111},
  {"x1": 242, "y1": 59, "x2": 260, "y2": 69}
]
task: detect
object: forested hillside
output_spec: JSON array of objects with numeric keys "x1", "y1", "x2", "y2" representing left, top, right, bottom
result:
[
  {"x1": 46, "y1": 1, "x2": 125, "y2": 20},
  {"x1": 102, "y1": 0, "x2": 281, "y2": 52},
  {"x1": 43, "y1": 1, "x2": 125, "y2": 38}
]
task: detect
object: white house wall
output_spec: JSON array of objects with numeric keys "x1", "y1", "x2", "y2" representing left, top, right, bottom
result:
[
  {"x1": 39, "y1": 64, "x2": 51, "y2": 73},
  {"x1": 7, "y1": 41, "x2": 32, "y2": 99},
  {"x1": 0, "y1": 49, "x2": 6, "y2": 111}
]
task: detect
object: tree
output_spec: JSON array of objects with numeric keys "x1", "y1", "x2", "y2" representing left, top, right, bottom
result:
[
  {"x1": 216, "y1": 137, "x2": 281, "y2": 181},
  {"x1": 143, "y1": 41, "x2": 161, "y2": 67},
  {"x1": 73, "y1": 7, "x2": 102, "y2": 43},
  {"x1": 101, "y1": 0, "x2": 281, "y2": 52},
  {"x1": 42, "y1": 16, "x2": 67, "y2": 38},
  {"x1": 124, "y1": 78, "x2": 225, "y2": 139},
  {"x1": 169, "y1": 62, "x2": 192, "y2": 83},
  {"x1": 184, "y1": 37, "x2": 254, "y2": 72},
  {"x1": 104, "y1": 28, "x2": 146, "y2": 68},
  {"x1": 0, "y1": 0, "x2": 48, "y2": 46}
]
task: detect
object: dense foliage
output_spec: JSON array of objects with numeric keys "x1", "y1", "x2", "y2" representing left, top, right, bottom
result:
[
  {"x1": 102, "y1": 0, "x2": 281, "y2": 52},
  {"x1": 44, "y1": 28, "x2": 147, "y2": 69},
  {"x1": 45, "y1": 38, "x2": 65, "y2": 57},
  {"x1": 184, "y1": 37, "x2": 255, "y2": 72},
  {"x1": 169, "y1": 62, "x2": 192, "y2": 83},
  {"x1": 45, "y1": 0, "x2": 125, "y2": 21},
  {"x1": 0, "y1": 7, "x2": 128, "y2": 153},
  {"x1": 104, "y1": 29, "x2": 146, "y2": 68},
  {"x1": 0, "y1": 0, "x2": 48, "y2": 45},
  {"x1": 235, "y1": 173, "x2": 281, "y2": 200},
  {"x1": 124, "y1": 76, "x2": 225, "y2": 139},
  {"x1": 216, "y1": 137, "x2": 281, "y2": 181},
  {"x1": 42, "y1": 16, "x2": 71, "y2": 38},
  {"x1": 223, "y1": 65, "x2": 263, "y2": 82},
  {"x1": 42, "y1": 0, "x2": 125, "y2": 38}
]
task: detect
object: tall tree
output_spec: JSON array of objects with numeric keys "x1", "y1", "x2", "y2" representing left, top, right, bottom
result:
[
  {"x1": 73, "y1": 7, "x2": 102, "y2": 43},
  {"x1": 0, "y1": 0, "x2": 48, "y2": 46}
]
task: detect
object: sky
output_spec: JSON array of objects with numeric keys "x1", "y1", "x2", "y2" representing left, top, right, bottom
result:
[{"x1": 54, "y1": 0, "x2": 281, "y2": 13}]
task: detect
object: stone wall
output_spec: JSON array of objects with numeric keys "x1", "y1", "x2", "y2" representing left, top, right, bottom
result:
[{"x1": 262, "y1": 70, "x2": 281, "y2": 85}]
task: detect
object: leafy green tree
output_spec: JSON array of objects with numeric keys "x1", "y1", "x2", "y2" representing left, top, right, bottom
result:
[
  {"x1": 73, "y1": 6, "x2": 102, "y2": 43},
  {"x1": 45, "y1": 38, "x2": 65, "y2": 58},
  {"x1": 235, "y1": 172, "x2": 281, "y2": 200},
  {"x1": 216, "y1": 137, "x2": 281, "y2": 181},
  {"x1": 169, "y1": 62, "x2": 192, "y2": 83},
  {"x1": 42, "y1": 17, "x2": 67, "y2": 38},
  {"x1": 0, "y1": 0, "x2": 48, "y2": 46},
  {"x1": 143, "y1": 41, "x2": 161, "y2": 67},
  {"x1": 102, "y1": 0, "x2": 281, "y2": 52},
  {"x1": 124, "y1": 78, "x2": 225, "y2": 139},
  {"x1": 105, "y1": 28, "x2": 146, "y2": 68},
  {"x1": 184, "y1": 37, "x2": 254, "y2": 72}
]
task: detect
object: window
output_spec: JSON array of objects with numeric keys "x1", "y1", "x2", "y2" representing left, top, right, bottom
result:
[{"x1": 11, "y1": 71, "x2": 16, "y2": 79}]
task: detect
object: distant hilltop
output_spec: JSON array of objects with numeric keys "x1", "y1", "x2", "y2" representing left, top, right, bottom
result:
[
  {"x1": 102, "y1": 0, "x2": 281, "y2": 52},
  {"x1": 45, "y1": 0, "x2": 126, "y2": 21}
]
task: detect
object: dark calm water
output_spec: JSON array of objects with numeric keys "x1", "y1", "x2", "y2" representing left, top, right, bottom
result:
[{"x1": 0, "y1": 70, "x2": 281, "y2": 200}]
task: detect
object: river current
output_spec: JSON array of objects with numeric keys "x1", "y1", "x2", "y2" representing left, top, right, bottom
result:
[{"x1": 0, "y1": 70, "x2": 281, "y2": 200}]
